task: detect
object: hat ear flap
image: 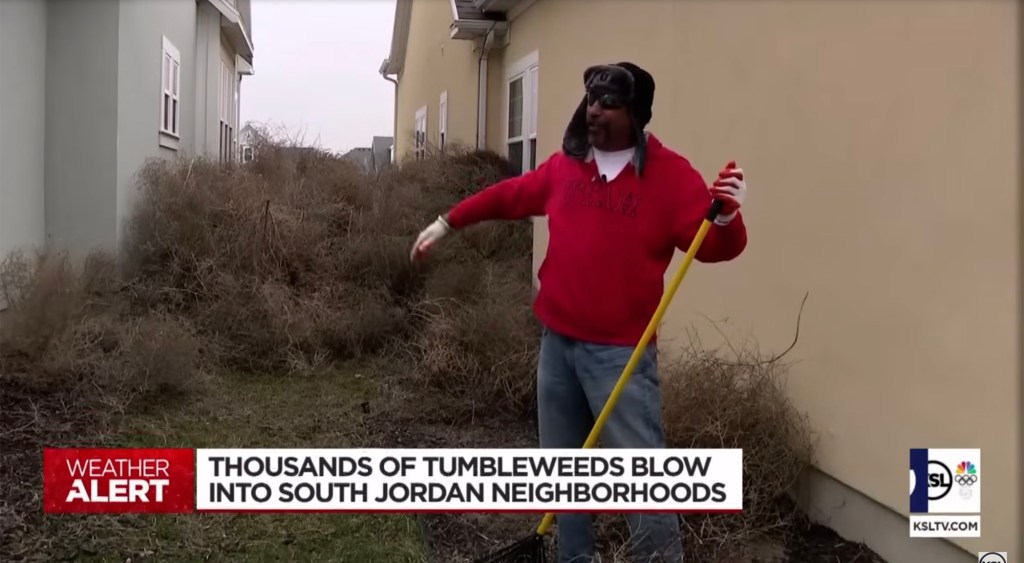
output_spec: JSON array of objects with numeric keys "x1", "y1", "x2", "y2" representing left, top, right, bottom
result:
[
  {"x1": 562, "y1": 93, "x2": 590, "y2": 159},
  {"x1": 633, "y1": 125, "x2": 647, "y2": 178}
]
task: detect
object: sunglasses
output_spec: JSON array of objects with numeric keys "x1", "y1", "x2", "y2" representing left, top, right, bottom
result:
[{"x1": 587, "y1": 90, "x2": 627, "y2": 110}]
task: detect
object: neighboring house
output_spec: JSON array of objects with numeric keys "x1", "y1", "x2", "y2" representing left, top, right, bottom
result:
[
  {"x1": 343, "y1": 147, "x2": 374, "y2": 171},
  {"x1": 238, "y1": 123, "x2": 258, "y2": 163},
  {"x1": 380, "y1": 0, "x2": 1019, "y2": 561},
  {"x1": 371, "y1": 135, "x2": 394, "y2": 171},
  {"x1": 0, "y1": 0, "x2": 255, "y2": 264},
  {"x1": 343, "y1": 136, "x2": 395, "y2": 173}
]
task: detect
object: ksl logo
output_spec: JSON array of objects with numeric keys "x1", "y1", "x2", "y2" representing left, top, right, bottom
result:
[
  {"x1": 909, "y1": 448, "x2": 980, "y2": 514},
  {"x1": 926, "y1": 460, "x2": 953, "y2": 500},
  {"x1": 978, "y1": 552, "x2": 1007, "y2": 563}
]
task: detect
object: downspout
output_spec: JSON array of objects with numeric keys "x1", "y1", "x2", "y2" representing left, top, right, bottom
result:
[
  {"x1": 380, "y1": 65, "x2": 398, "y2": 163},
  {"x1": 475, "y1": 23, "x2": 497, "y2": 150}
]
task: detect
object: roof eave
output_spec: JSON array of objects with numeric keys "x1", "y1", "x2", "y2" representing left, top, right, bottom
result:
[
  {"x1": 449, "y1": 19, "x2": 509, "y2": 41},
  {"x1": 472, "y1": 0, "x2": 525, "y2": 13},
  {"x1": 383, "y1": 0, "x2": 412, "y2": 76},
  {"x1": 204, "y1": 0, "x2": 254, "y2": 64}
]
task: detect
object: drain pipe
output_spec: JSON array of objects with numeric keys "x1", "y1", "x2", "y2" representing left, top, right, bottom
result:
[
  {"x1": 380, "y1": 59, "x2": 399, "y2": 163},
  {"x1": 475, "y1": 23, "x2": 497, "y2": 150}
]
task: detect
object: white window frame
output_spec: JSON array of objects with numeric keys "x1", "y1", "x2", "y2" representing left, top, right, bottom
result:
[
  {"x1": 439, "y1": 91, "x2": 448, "y2": 153},
  {"x1": 160, "y1": 36, "x2": 181, "y2": 148},
  {"x1": 505, "y1": 50, "x2": 539, "y2": 175},
  {"x1": 414, "y1": 105, "x2": 427, "y2": 160}
]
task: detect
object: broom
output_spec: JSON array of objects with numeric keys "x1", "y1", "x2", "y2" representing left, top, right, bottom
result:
[{"x1": 473, "y1": 177, "x2": 732, "y2": 563}]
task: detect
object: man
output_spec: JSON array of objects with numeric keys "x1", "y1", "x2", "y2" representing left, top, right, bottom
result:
[{"x1": 410, "y1": 62, "x2": 748, "y2": 562}]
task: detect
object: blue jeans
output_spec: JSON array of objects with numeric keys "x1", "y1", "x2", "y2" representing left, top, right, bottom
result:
[{"x1": 537, "y1": 327, "x2": 685, "y2": 563}]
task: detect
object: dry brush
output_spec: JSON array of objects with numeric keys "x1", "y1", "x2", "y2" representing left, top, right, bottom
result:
[{"x1": 1, "y1": 133, "x2": 814, "y2": 562}]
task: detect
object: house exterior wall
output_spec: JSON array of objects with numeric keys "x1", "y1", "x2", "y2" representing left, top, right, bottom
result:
[
  {"x1": 194, "y1": 1, "x2": 224, "y2": 158},
  {"x1": 219, "y1": 34, "x2": 239, "y2": 160},
  {"x1": 385, "y1": 0, "x2": 1024, "y2": 557},
  {"x1": 44, "y1": 0, "x2": 121, "y2": 259},
  {"x1": 476, "y1": 0, "x2": 1019, "y2": 557},
  {"x1": 0, "y1": 0, "x2": 48, "y2": 266},
  {"x1": 115, "y1": 0, "x2": 199, "y2": 250},
  {"x1": 0, "y1": 0, "x2": 251, "y2": 265},
  {"x1": 394, "y1": 0, "x2": 479, "y2": 161}
]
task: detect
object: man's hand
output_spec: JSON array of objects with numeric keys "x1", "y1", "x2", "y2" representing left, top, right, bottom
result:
[
  {"x1": 410, "y1": 215, "x2": 452, "y2": 263},
  {"x1": 710, "y1": 160, "x2": 747, "y2": 226}
]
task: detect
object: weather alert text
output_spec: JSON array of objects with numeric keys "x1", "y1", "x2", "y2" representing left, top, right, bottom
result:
[{"x1": 43, "y1": 448, "x2": 195, "y2": 513}]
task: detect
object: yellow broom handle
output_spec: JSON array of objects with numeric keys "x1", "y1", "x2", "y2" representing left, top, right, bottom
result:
[{"x1": 535, "y1": 204, "x2": 721, "y2": 536}]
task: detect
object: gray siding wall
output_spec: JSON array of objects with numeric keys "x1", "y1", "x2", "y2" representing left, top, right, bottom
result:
[
  {"x1": 194, "y1": 2, "x2": 222, "y2": 157},
  {"x1": 115, "y1": 0, "x2": 198, "y2": 249},
  {"x1": 44, "y1": 0, "x2": 120, "y2": 259},
  {"x1": 0, "y1": 0, "x2": 48, "y2": 263}
]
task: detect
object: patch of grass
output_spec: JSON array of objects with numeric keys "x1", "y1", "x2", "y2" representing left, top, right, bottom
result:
[
  {"x1": 113, "y1": 369, "x2": 425, "y2": 562},
  {"x1": 6, "y1": 368, "x2": 426, "y2": 563},
  {"x1": 119, "y1": 369, "x2": 376, "y2": 449}
]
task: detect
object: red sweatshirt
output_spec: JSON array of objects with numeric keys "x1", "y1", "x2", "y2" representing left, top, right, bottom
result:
[{"x1": 446, "y1": 133, "x2": 747, "y2": 346}]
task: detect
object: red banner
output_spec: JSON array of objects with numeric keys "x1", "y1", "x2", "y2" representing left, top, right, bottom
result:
[{"x1": 43, "y1": 448, "x2": 195, "y2": 513}]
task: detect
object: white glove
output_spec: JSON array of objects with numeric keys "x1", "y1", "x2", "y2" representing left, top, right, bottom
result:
[
  {"x1": 710, "y1": 161, "x2": 747, "y2": 226},
  {"x1": 410, "y1": 215, "x2": 451, "y2": 262}
]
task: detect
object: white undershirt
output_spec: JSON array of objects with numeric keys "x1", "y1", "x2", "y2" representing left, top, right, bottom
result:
[{"x1": 592, "y1": 147, "x2": 635, "y2": 182}]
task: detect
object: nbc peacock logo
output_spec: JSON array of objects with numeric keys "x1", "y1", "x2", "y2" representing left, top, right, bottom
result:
[{"x1": 955, "y1": 461, "x2": 978, "y2": 499}]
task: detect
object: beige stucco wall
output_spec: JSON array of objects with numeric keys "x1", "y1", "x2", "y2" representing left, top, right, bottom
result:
[
  {"x1": 394, "y1": 0, "x2": 481, "y2": 162},
  {"x1": 481, "y1": 0, "x2": 1019, "y2": 555}
]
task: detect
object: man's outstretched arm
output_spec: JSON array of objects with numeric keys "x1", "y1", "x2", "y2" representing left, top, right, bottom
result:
[
  {"x1": 411, "y1": 155, "x2": 555, "y2": 261},
  {"x1": 445, "y1": 157, "x2": 554, "y2": 228}
]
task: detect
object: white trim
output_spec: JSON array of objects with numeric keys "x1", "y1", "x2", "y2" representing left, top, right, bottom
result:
[
  {"x1": 236, "y1": 54, "x2": 254, "y2": 76},
  {"x1": 528, "y1": 65, "x2": 538, "y2": 140},
  {"x1": 439, "y1": 91, "x2": 448, "y2": 152},
  {"x1": 160, "y1": 36, "x2": 181, "y2": 147},
  {"x1": 504, "y1": 50, "x2": 539, "y2": 173}
]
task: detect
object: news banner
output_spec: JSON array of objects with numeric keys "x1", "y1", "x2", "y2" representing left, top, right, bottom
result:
[
  {"x1": 42, "y1": 448, "x2": 744, "y2": 514},
  {"x1": 39, "y1": 446, "x2": 994, "y2": 547}
]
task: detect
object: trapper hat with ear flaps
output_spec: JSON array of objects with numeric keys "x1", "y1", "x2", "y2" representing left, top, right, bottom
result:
[{"x1": 562, "y1": 61, "x2": 656, "y2": 177}]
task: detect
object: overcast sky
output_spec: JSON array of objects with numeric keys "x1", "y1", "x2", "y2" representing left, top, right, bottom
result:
[{"x1": 239, "y1": 0, "x2": 397, "y2": 155}]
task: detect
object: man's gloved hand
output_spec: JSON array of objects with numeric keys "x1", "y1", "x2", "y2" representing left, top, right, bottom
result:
[
  {"x1": 410, "y1": 215, "x2": 452, "y2": 263},
  {"x1": 710, "y1": 160, "x2": 747, "y2": 226}
]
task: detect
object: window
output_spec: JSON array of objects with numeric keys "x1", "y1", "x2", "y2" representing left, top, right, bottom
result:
[
  {"x1": 507, "y1": 77, "x2": 524, "y2": 174},
  {"x1": 219, "y1": 61, "x2": 236, "y2": 162},
  {"x1": 529, "y1": 65, "x2": 538, "y2": 171},
  {"x1": 160, "y1": 37, "x2": 181, "y2": 144},
  {"x1": 241, "y1": 145, "x2": 254, "y2": 163},
  {"x1": 234, "y1": 84, "x2": 240, "y2": 160},
  {"x1": 506, "y1": 51, "x2": 538, "y2": 175},
  {"x1": 414, "y1": 106, "x2": 427, "y2": 160},
  {"x1": 439, "y1": 91, "x2": 448, "y2": 153}
]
